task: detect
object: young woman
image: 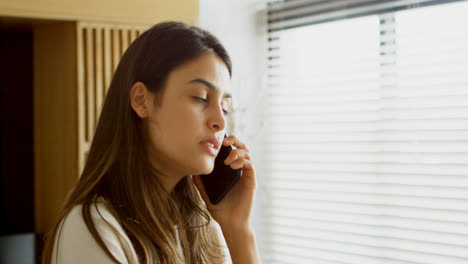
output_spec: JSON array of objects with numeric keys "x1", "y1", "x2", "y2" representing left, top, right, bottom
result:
[{"x1": 41, "y1": 22, "x2": 261, "y2": 264}]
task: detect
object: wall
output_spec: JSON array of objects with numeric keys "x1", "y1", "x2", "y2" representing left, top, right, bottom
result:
[
  {"x1": 0, "y1": 0, "x2": 198, "y2": 25},
  {"x1": 199, "y1": 0, "x2": 268, "y2": 259}
]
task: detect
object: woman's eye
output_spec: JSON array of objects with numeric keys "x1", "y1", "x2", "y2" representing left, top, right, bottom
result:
[
  {"x1": 193, "y1": 96, "x2": 208, "y2": 102},
  {"x1": 193, "y1": 96, "x2": 229, "y2": 116}
]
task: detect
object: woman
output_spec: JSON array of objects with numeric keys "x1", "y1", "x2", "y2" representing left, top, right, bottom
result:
[{"x1": 41, "y1": 22, "x2": 261, "y2": 264}]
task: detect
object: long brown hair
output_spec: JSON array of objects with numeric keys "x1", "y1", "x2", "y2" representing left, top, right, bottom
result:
[{"x1": 42, "y1": 22, "x2": 232, "y2": 264}]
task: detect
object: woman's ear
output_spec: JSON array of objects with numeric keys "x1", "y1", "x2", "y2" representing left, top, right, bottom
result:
[{"x1": 130, "y1": 82, "x2": 149, "y2": 118}]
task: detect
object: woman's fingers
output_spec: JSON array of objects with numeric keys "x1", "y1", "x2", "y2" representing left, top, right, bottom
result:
[
  {"x1": 229, "y1": 158, "x2": 244, "y2": 170},
  {"x1": 229, "y1": 158, "x2": 255, "y2": 171},
  {"x1": 223, "y1": 135, "x2": 249, "y2": 150},
  {"x1": 223, "y1": 135, "x2": 251, "y2": 167},
  {"x1": 224, "y1": 148, "x2": 251, "y2": 165},
  {"x1": 230, "y1": 158, "x2": 256, "y2": 190}
]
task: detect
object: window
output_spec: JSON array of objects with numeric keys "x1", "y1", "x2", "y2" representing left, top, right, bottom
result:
[{"x1": 263, "y1": 1, "x2": 468, "y2": 263}]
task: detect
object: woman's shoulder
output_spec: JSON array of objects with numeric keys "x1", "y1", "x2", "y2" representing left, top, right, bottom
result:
[{"x1": 51, "y1": 200, "x2": 139, "y2": 264}]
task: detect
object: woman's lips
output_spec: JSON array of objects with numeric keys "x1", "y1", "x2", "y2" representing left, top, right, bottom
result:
[{"x1": 200, "y1": 142, "x2": 218, "y2": 156}]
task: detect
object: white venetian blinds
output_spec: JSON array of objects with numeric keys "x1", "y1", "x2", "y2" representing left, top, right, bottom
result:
[{"x1": 263, "y1": 1, "x2": 468, "y2": 263}]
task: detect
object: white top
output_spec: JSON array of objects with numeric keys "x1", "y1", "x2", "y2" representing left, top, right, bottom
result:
[{"x1": 51, "y1": 201, "x2": 230, "y2": 264}]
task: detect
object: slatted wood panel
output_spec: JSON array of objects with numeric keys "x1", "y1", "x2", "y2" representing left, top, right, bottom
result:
[{"x1": 77, "y1": 22, "x2": 148, "y2": 174}]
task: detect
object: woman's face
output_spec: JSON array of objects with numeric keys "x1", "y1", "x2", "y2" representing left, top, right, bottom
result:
[{"x1": 145, "y1": 53, "x2": 231, "y2": 184}]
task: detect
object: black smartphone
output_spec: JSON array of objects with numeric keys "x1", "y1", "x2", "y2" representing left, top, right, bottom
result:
[{"x1": 200, "y1": 135, "x2": 242, "y2": 204}]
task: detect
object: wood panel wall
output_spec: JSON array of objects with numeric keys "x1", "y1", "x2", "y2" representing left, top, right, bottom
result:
[
  {"x1": 34, "y1": 22, "x2": 149, "y2": 233},
  {"x1": 76, "y1": 22, "x2": 148, "y2": 172}
]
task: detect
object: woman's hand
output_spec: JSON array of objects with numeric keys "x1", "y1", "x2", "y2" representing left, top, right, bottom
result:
[
  {"x1": 193, "y1": 134, "x2": 256, "y2": 231},
  {"x1": 194, "y1": 135, "x2": 261, "y2": 263}
]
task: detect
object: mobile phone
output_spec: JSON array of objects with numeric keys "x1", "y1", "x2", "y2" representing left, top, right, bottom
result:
[{"x1": 200, "y1": 135, "x2": 242, "y2": 204}]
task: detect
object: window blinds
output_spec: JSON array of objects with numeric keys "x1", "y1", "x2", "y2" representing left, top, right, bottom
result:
[
  {"x1": 263, "y1": 1, "x2": 468, "y2": 263},
  {"x1": 267, "y1": 0, "x2": 467, "y2": 32}
]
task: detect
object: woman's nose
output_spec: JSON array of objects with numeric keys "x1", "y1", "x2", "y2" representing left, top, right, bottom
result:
[{"x1": 208, "y1": 104, "x2": 227, "y2": 131}]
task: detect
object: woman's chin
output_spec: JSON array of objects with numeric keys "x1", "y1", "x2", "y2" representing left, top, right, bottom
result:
[
  {"x1": 196, "y1": 160, "x2": 215, "y2": 175},
  {"x1": 200, "y1": 167, "x2": 214, "y2": 175},
  {"x1": 187, "y1": 156, "x2": 216, "y2": 175}
]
